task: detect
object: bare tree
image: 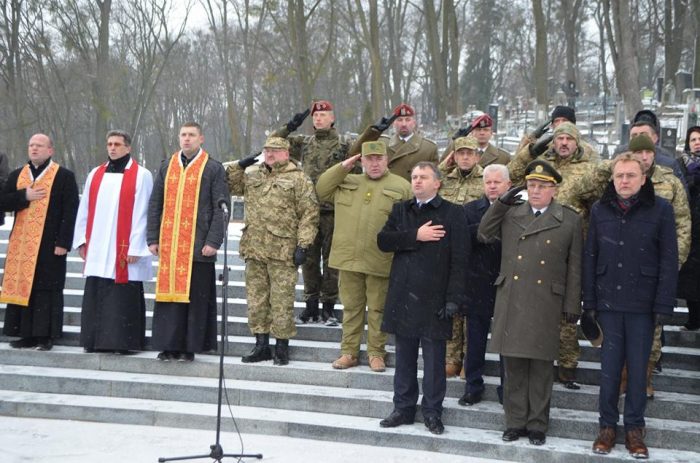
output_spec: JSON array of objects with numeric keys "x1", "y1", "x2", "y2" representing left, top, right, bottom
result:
[
  {"x1": 662, "y1": 0, "x2": 690, "y2": 105},
  {"x1": 532, "y1": 0, "x2": 548, "y2": 119}
]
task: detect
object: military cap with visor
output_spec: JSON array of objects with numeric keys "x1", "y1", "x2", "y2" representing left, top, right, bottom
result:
[{"x1": 525, "y1": 160, "x2": 562, "y2": 184}]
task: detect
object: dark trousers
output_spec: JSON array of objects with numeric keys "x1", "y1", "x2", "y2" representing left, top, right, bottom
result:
[
  {"x1": 598, "y1": 311, "x2": 654, "y2": 430},
  {"x1": 463, "y1": 314, "x2": 491, "y2": 395},
  {"x1": 393, "y1": 334, "x2": 447, "y2": 419},
  {"x1": 302, "y1": 211, "x2": 338, "y2": 303},
  {"x1": 502, "y1": 356, "x2": 554, "y2": 433}
]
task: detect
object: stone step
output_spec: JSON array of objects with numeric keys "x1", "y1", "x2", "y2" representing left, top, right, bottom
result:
[
  {"x1": 1, "y1": 345, "x2": 698, "y2": 425},
  {"x1": 0, "y1": 365, "x2": 698, "y2": 459},
  {"x1": 6, "y1": 390, "x2": 697, "y2": 463}
]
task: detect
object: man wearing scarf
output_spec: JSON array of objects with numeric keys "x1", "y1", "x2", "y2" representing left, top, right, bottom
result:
[
  {"x1": 0, "y1": 133, "x2": 79, "y2": 351},
  {"x1": 583, "y1": 153, "x2": 678, "y2": 459},
  {"x1": 73, "y1": 130, "x2": 153, "y2": 354}
]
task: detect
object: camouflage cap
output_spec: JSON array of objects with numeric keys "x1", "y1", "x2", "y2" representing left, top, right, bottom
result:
[
  {"x1": 454, "y1": 136, "x2": 479, "y2": 151},
  {"x1": 361, "y1": 141, "x2": 387, "y2": 156},
  {"x1": 263, "y1": 136, "x2": 290, "y2": 150},
  {"x1": 628, "y1": 133, "x2": 655, "y2": 152},
  {"x1": 552, "y1": 121, "x2": 580, "y2": 145}
]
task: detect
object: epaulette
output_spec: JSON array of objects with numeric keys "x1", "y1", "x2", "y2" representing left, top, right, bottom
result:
[{"x1": 562, "y1": 203, "x2": 580, "y2": 214}]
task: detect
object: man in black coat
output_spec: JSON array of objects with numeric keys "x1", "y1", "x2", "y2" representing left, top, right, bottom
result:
[
  {"x1": 377, "y1": 161, "x2": 469, "y2": 435},
  {"x1": 0, "y1": 133, "x2": 79, "y2": 350},
  {"x1": 583, "y1": 154, "x2": 678, "y2": 459},
  {"x1": 458, "y1": 164, "x2": 511, "y2": 407}
]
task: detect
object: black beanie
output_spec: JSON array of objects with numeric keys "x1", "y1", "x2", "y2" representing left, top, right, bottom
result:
[
  {"x1": 551, "y1": 106, "x2": 576, "y2": 124},
  {"x1": 633, "y1": 110, "x2": 659, "y2": 133}
]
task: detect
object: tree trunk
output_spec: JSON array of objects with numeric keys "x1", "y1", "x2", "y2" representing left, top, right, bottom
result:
[
  {"x1": 423, "y1": 0, "x2": 447, "y2": 122},
  {"x1": 532, "y1": 0, "x2": 548, "y2": 120},
  {"x1": 695, "y1": 0, "x2": 700, "y2": 87},
  {"x1": 93, "y1": 0, "x2": 112, "y2": 158},
  {"x1": 662, "y1": 0, "x2": 689, "y2": 105}
]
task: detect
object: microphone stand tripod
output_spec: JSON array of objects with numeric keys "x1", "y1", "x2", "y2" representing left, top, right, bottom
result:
[{"x1": 159, "y1": 203, "x2": 263, "y2": 462}]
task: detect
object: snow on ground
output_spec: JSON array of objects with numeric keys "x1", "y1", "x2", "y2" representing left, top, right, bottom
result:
[{"x1": 0, "y1": 416, "x2": 513, "y2": 463}]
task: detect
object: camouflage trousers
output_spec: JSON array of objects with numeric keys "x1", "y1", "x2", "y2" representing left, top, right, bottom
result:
[
  {"x1": 558, "y1": 320, "x2": 580, "y2": 370},
  {"x1": 302, "y1": 212, "x2": 338, "y2": 303},
  {"x1": 649, "y1": 324, "x2": 663, "y2": 363},
  {"x1": 245, "y1": 258, "x2": 298, "y2": 339},
  {"x1": 446, "y1": 315, "x2": 467, "y2": 366},
  {"x1": 338, "y1": 270, "x2": 388, "y2": 358}
]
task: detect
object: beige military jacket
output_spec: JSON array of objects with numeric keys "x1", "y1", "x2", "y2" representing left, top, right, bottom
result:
[{"x1": 226, "y1": 160, "x2": 319, "y2": 263}]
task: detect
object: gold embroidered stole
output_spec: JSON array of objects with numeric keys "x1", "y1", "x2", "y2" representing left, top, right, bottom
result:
[
  {"x1": 0, "y1": 162, "x2": 60, "y2": 306},
  {"x1": 155, "y1": 151, "x2": 208, "y2": 302}
]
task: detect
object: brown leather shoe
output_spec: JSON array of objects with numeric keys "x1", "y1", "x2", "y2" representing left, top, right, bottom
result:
[
  {"x1": 445, "y1": 363, "x2": 461, "y2": 378},
  {"x1": 592, "y1": 427, "x2": 616, "y2": 454},
  {"x1": 625, "y1": 428, "x2": 649, "y2": 459},
  {"x1": 332, "y1": 354, "x2": 359, "y2": 370},
  {"x1": 369, "y1": 356, "x2": 386, "y2": 372}
]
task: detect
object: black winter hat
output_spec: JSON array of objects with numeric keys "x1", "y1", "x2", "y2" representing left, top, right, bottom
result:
[{"x1": 551, "y1": 106, "x2": 576, "y2": 124}]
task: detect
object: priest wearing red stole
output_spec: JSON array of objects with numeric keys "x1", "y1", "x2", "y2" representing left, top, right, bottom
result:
[
  {"x1": 0, "y1": 133, "x2": 79, "y2": 351},
  {"x1": 73, "y1": 130, "x2": 153, "y2": 354},
  {"x1": 147, "y1": 122, "x2": 230, "y2": 362}
]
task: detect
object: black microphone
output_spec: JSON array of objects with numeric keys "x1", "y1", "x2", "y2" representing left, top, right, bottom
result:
[{"x1": 218, "y1": 199, "x2": 229, "y2": 215}]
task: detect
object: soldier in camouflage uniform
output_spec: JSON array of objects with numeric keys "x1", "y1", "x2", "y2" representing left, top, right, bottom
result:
[
  {"x1": 317, "y1": 141, "x2": 412, "y2": 373},
  {"x1": 271, "y1": 101, "x2": 352, "y2": 326},
  {"x1": 437, "y1": 136, "x2": 486, "y2": 377},
  {"x1": 511, "y1": 121, "x2": 597, "y2": 389},
  {"x1": 573, "y1": 134, "x2": 690, "y2": 398},
  {"x1": 226, "y1": 136, "x2": 319, "y2": 366},
  {"x1": 442, "y1": 114, "x2": 511, "y2": 167}
]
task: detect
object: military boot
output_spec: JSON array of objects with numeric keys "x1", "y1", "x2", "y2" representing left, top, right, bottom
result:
[
  {"x1": 242, "y1": 333, "x2": 272, "y2": 363},
  {"x1": 296, "y1": 299, "x2": 320, "y2": 324},
  {"x1": 558, "y1": 366, "x2": 581, "y2": 390},
  {"x1": 274, "y1": 338, "x2": 289, "y2": 366},
  {"x1": 322, "y1": 302, "x2": 339, "y2": 326}
]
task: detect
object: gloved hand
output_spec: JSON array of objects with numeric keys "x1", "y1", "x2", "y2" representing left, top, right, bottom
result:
[
  {"x1": 436, "y1": 302, "x2": 459, "y2": 321},
  {"x1": 653, "y1": 312, "x2": 673, "y2": 326},
  {"x1": 563, "y1": 312, "x2": 580, "y2": 324},
  {"x1": 529, "y1": 134, "x2": 554, "y2": 158},
  {"x1": 531, "y1": 118, "x2": 552, "y2": 139},
  {"x1": 238, "y1": 153, "x2": 260, "y2": 169},
  {"x1": 452, "y1": 125, "x2": 474, "y2": 140},
  {"x1": 498, "y1": 185, "x2": 526, "y2": 206},
  {"x1": 293, "y1": 246, "x2": 307, "y2": 266},
  {"x1": 371, "y1": 114, "x2": 398, "y2": 132},
  {"x1": 582, "y1": 309, "x2": 597, "y2": 324},
  {"x1": 286, "y1": 109, "x2": 311, "y2": 132}
]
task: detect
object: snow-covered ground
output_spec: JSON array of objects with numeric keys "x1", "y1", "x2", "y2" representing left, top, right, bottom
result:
[{"x1": 1, "y1": 417, "x2": 513, "y2": 463}]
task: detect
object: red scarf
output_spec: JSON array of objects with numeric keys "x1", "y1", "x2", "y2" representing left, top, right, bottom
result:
[{"x1": 85, "y1": 160, "x2": 138, "y2": 283}]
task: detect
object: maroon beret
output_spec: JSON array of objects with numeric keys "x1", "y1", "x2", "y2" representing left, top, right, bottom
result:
[
  {"x1": 471, "y1": 114, "x2": 493, "y2": 129},
  {"x1": 311, "y1": 100, "x2": 333, "y2": 114},
  {"x1": 393, "y1": 103, "x2": 416, "y2": 117}
]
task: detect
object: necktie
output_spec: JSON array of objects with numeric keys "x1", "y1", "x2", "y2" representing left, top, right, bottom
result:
[{"x1": 534, "y1": 210, "x2": 541, "y2": 217}]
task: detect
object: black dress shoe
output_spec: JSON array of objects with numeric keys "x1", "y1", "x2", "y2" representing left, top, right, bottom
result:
[
  {"x1": 561, "y1": 380, "x2": 581, "y2": 390},
  {"x1": 502, "y1": 428, "x2": 527, "y2": 442},
  {"x1": 157, "y1": 351, "x2": 173, "y2": 361},
  {"x1": 458, "y1": 392, "x2": 483, "y2": 406},
  {"x1": 424, "y1": 416, "x2": 444, "y2": 435},
  {"x1": 379, "y1": 410, "x2": 414, "y2": 428},
  {"x1": 528, "y1": 430, "x2": 546, "y2": 445},
  {"x1": 10, "y1": 337, "x2": 37, "y2": 349},
  {"x1": 35, "y1": 338, "x2": 53, "y2": 351}
]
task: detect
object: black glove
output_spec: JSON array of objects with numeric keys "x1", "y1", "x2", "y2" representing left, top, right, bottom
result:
[
  {"x1": 436, "y1": 302, "x2": 459, "y2": 321},
  {"x1": 563, "y1": 312, "x2": 580, "y2": 324},
  {"x1": 580, "y1": 310, "x2": 599, "y2": 341},
  {"x1": 498, "y1": 185, "x2": 526, "y2": 206},
  {"x1": 582, "y1": 309, "x2": 597, "y2": 324},
  {"x1": 371, "y1": 113, "x2": 398, "y2": 132},
  {"x1": 653, "y1": 312, "x2": 673, "y2": 326},
  {"x1": 238, "y1": 153, "x2": 259, "y2": 169},
  {"x1": 531, "y1": 118, "x2": 552, "y2": 139},
  {"x1": 529, "y1": 134, "x2": 554, "y2": 158},
  {"x1": 286, "y1": 109, "x2": 311, "y2": 132},
  {"x1": 293, "y1": 246, "x2": 307, "y2": 266},
  {"x1": 452, "y1": 125, "x2": 474, "y2": 140}
]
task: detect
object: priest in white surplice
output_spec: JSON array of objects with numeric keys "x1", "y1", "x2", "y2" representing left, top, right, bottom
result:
[{"x1": 73, "y1": 130, "x2": 153, "y2": 353}]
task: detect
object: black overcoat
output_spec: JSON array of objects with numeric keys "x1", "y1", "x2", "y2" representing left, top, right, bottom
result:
[
  {"x1": 377, "y1": 195, "x2": 469, "y2": 340},
  {"x1": 462, "y1": 196, "x2": 501, "y2": 317},
  {"x1": 0, "y1": 163, "x2": 79, "y2": 290}
]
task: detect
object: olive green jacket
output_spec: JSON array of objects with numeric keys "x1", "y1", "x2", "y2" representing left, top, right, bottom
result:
[{"x1": 316, "y1": 163, "x2": 411, "y2": 277}]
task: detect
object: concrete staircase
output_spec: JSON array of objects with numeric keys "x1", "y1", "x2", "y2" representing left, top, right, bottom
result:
[{"x1": 0, "y1": 224, "x2": 699, "y2": 462}]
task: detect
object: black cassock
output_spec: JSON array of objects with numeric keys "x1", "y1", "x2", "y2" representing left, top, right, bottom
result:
[{"x1": 0, "y1": 161, "x2": 79, "y2": 339}]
